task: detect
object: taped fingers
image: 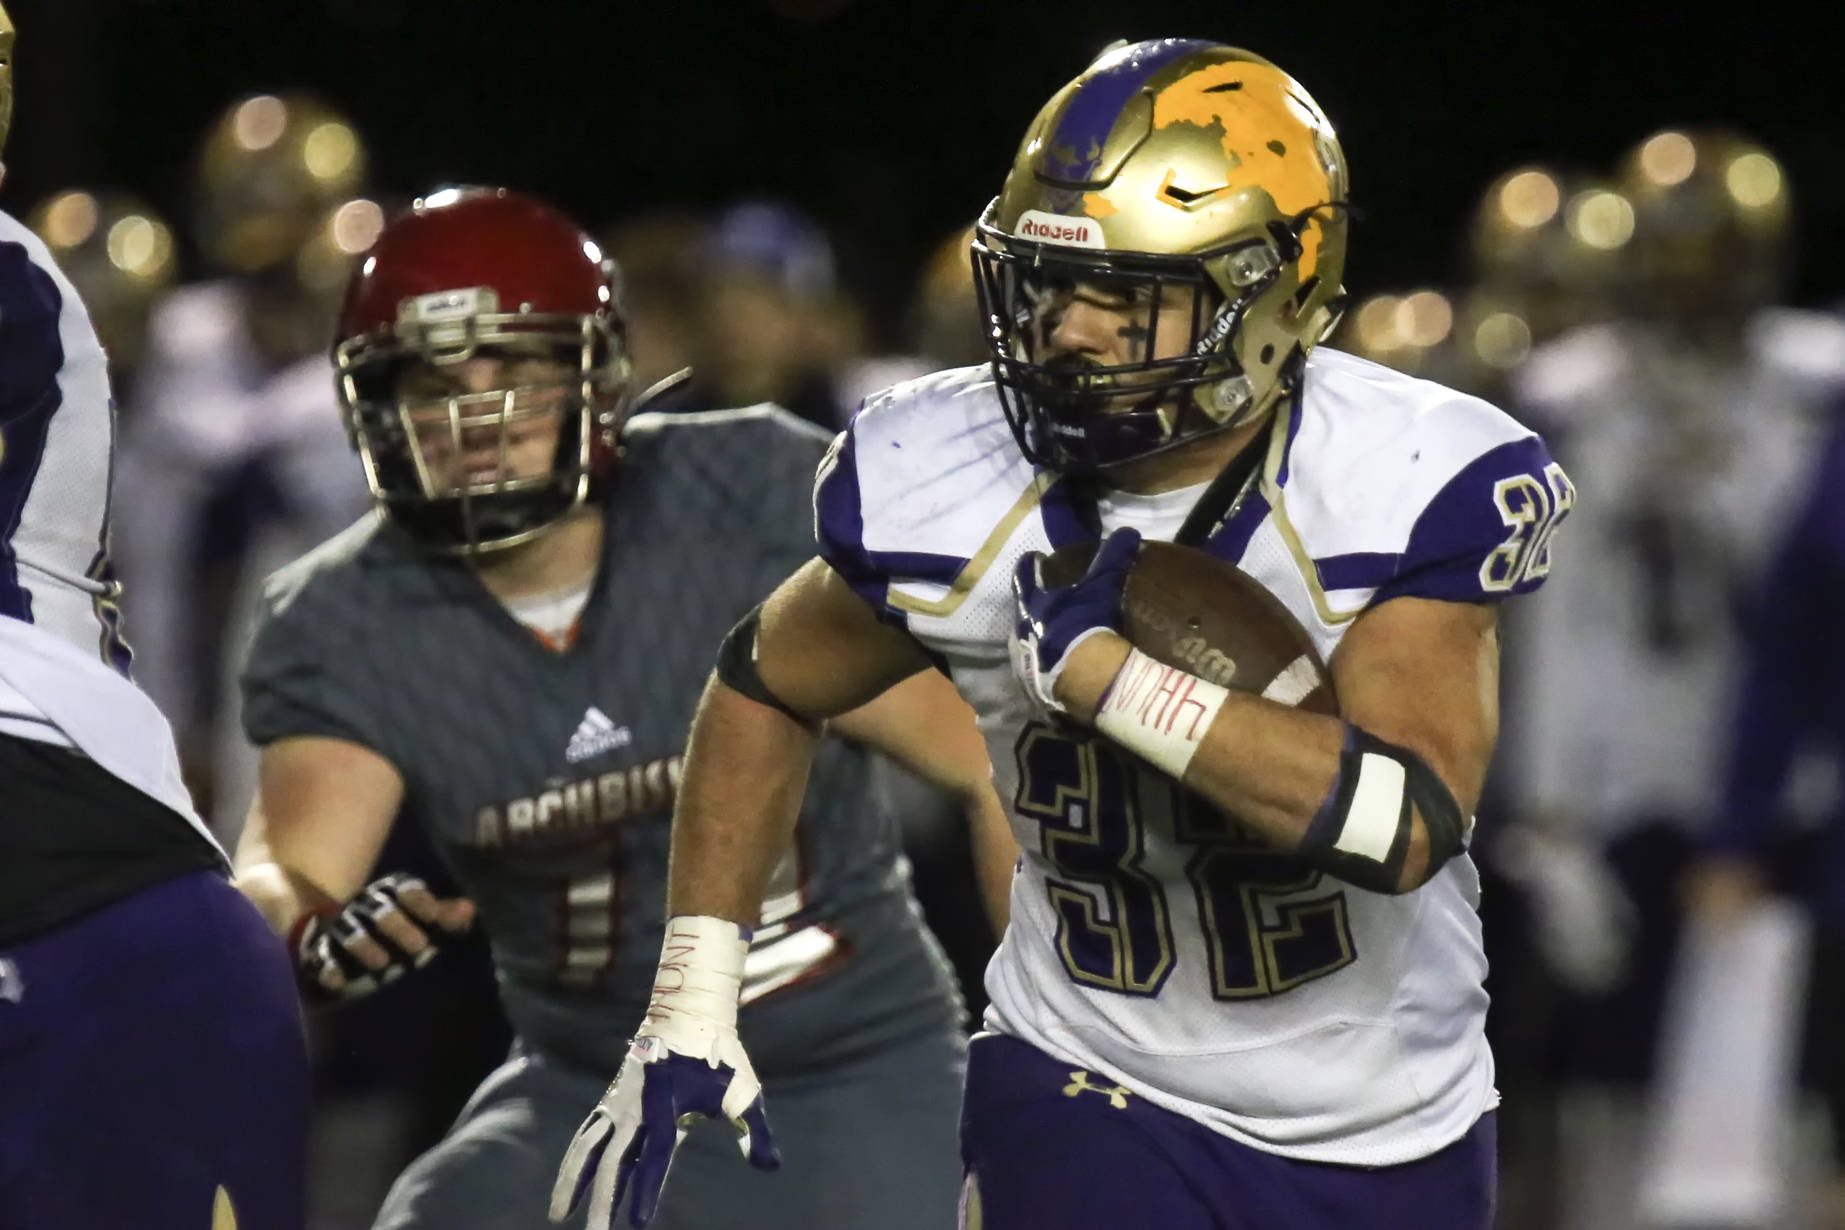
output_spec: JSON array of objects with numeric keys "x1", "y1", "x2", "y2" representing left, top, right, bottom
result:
[{"x1": 354, "y1": 878, "x2": 438, "y2": 966}]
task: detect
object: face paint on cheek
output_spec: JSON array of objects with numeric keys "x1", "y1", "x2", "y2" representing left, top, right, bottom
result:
[{"x1": 1115, "y1": 317, "x2": 1151, "y2": 360}]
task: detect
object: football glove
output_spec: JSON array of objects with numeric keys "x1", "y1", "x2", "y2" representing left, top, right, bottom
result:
[
  {"x1": 290, "y1": 872, "x2": 474, "y2": 1002},
  {"x1": 1011, "y1": 526, "x2": 1141, "y2": 715},
  {"x1": 550, "y1": 915, "x2": 778, "y2": 1229}
]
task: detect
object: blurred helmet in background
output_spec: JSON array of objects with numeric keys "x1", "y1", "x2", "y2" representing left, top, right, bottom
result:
[
  {"x1": 193, "y1": 92, "x2": 381, "y2": 366},
  {"x1": 334, "y1": 187, "x2": 629, "y2": 554},
  {"x1": 973, "y1": 39, "x2": 1350, "y2": 473},
  {"x1": 696, "y1": 198, "x2": 856, "y2": 410},
  {"x1": 907, "y1": 223, "x2": 986, "y2": 370},
  {"x1": 1332, "y1": 288, "x2": 1454, "y2": 378},
  {"x1": 1, "y1": 3, "x2": 16, "y2": 164},
  {"x1": 1614, "y1": 127, "x2": 1790, "y2": 325},
  {"x1": 597, "y1": 212, "x2": 707, "y2": 393},
  {"x1": 194, "y1": 92, "x2": 367, "y2": 275},
  {"x1": 26, "y1": 188, "x2": 178, "y2": 373},
  {"x1": 1468, "y1": 164, "x2": 1633, "y2": 342}
]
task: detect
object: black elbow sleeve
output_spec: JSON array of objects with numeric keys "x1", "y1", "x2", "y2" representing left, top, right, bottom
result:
[{"x1": 714, "y1": 603, "x2": 810, "y2": 724}]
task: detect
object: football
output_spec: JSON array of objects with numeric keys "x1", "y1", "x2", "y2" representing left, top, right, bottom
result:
[{"x1": 1040, "y1": 538, "x2": 1339, "y2": 716}]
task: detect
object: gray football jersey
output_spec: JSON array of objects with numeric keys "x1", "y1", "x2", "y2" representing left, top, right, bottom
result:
[{"x1": 242, "y1": 406, "x2": 961, "y2": 1075}]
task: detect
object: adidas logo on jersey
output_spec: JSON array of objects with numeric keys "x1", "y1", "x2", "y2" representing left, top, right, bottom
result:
[{"x1": 566, "y1": 707, "x2": 632, "y2": 763}]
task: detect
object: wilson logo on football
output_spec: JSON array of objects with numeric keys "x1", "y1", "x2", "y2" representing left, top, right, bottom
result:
[{"x1": 1015, "y1": 210, "x2": 1105, "y2": 249}]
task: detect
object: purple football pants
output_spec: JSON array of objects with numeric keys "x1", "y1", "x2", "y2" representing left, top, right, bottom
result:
[
  {"x1": 961, "y1": 1032, "x2": 1496, "y2": 1230},
  {"x1": 0, "y1": 871, "x2": 309, "y2": 1230}
]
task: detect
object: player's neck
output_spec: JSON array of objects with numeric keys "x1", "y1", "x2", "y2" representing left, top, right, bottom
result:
[
  {"x1": 1104, "y1": 414, "x2": 1270, "y2": 496},
  {"x1": 469, "y1": 505, "x2": 605, "y2": 601}
]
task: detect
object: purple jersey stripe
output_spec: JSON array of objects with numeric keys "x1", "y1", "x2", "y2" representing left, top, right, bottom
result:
[
  {"x1": 1043, "y1": 39, "x2": 1214, "y2": 185},
  {"x1": 1275, "y1": 393, "x2": 1307, "y2": 488},
  {"x1": 0, "y1": 240, "x2": 68, "y2": 624},
  {"x1": 813, "y1": 424, "x2": 888, "y2": 616},
  {"x1": 1315, "y1": 551, "x2": 1401, "y2": 593},
  {"x1": 1039, "y1": 478, "x2": 1094, "y2": 553},
  {"x1": 1202, "y1": 488, "x2": 1270, "y2": 567},
  {"x1": 1712, "y1": 410, "x2": 1845, "y2": 930}
]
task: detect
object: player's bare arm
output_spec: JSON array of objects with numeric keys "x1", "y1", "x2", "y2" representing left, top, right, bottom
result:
[
  {"x1": 553, "y1": 556, "x2": 936, "y2": 1225},
  {"x1": 235, "y1": 735, "x2": 473, "y2": 996},
  {"x1": 234, "y1": 736, "x2": 406, "y2": 924},
  {"x1": 1050, "y1": 595, "x2": 1496, "y2": 894},
  {"x1": 666, "y1": 556, "x2": 933, "y2": 925},
  {"x1": 830, "y1": 666, "x2": 1018, "y2": 932}
]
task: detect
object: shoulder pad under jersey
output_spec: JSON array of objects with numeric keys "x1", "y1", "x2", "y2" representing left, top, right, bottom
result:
[
  {"x1": 1278, "y1": 348, "x2": 1574, "y2": 613},
  {"x1": 814, "y1": 365, "x2": 1032, "y2": 619}
]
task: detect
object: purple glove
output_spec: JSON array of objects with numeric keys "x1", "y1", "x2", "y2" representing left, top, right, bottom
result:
[{"x1": 1011, "y1": 527, "x2": 1140, "y2": 714}]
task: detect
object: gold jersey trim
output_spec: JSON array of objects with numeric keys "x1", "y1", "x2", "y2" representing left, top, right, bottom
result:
[
  {"x1": 1259, "y1": 404, "x2": 1364, "y2": 627},
  {"x1": 886, "y1": 472, "x2": 1053, "y2": 618}
]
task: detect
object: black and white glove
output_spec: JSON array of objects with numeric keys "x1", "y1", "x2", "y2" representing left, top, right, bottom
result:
[{"x1": 289, "y1": 872, "x2": 475, "y2": 1002}]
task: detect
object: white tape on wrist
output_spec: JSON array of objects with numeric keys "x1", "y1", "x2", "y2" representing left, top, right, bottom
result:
[
  {"x1": 645, "y1": 915, "x2": 749, "y2": 1044},
  {"x1": 1094, "y1": 647, "x2": 1231, "y2": 780}
]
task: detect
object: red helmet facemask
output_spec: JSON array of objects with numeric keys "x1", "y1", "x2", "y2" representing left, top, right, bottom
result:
[{"x1": 334, "y1": 186, "x2": 630, "y2": 554}]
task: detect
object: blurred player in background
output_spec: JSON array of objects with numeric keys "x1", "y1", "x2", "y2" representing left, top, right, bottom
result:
[
  {"x1": 1334, "y1": 166, "x2": 1632, "y2": 403},
  {"x1": 595, "y1": 213, "x2": 706, "y2": 394},
  {"x1": 1418, "y1": 164, "x2": 1641, "y2": 1230},
  {"x1": 233, "y1": 187, "x2": 1013, "y2": 1230},
  {"x1": 112, "y1": 91, "x2": 378, "y2": 833},
  {"x1": 1680, "y1": 402, "x2": 1845, "y2": 1228},
  {"x1": 0, "y1": 8, "x2": 307, "y2": 1225},
  {"x1": 1505, "y1": 127, "x2": 1845, "y2": 1227},
  {"x1": 657, "y1": 199, "x2": 869, "y2": 428},
  {"x1": 25, "y1": 187, "x2": 178, "y2": 403},
  {"x1": 905, "y1": 223, "x2": 988, "y2": 372},
  {"x1": 556, "y1": 39, "x2": 1571, "y2": 1230}
]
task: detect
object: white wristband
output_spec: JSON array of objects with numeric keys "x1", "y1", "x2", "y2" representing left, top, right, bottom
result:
[
  {"x1": 1094, "y1": 647, "x2": 1231, "y2": 780},
  {"x1": 645, "y1": 915, "x2": 748, "y2": 1038}
]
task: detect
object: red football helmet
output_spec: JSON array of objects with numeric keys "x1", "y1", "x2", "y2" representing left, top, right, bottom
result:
[{"x1": 334, "y1": 186, "x2": 630, "y2": 553}]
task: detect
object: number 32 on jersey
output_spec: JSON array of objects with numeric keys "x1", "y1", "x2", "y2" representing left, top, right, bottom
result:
[
  {"x1": 1482, "y1": 461, "x2": 1574, "y2": 591},
  {"x1": 1015, "y1": 724, "x2": 1357, "y2": 1001}
]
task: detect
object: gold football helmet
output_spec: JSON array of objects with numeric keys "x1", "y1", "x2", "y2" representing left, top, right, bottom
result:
[
  {"x1": 194, "y1": 92, "x2": 367, "y2": 275},
  {"x1": 1615, "y1": 127, "x2": 1789, "y2": 322},
  {"x1": 1, "y1": 3, "x2": 17, "y2": 161},
  {"x1": 973, "y1": 39, "x2": 1348, "y2": 472},
  {"x1": 26, "y1": 189, "x2": 178, "y2": 372}
]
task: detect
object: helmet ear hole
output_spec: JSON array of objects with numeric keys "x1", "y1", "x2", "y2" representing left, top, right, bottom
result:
[{"x1": 1266, "y1": 220, "x2": 1304, "y2": 263}]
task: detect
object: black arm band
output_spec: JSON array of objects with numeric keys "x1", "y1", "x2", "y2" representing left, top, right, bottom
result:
[
  {"x1": 1298, "y1": 724, "x2": 1468, "y2": 893},
  {"x1": 715, "y1": 603, "x2": 812, "y2": 725}
]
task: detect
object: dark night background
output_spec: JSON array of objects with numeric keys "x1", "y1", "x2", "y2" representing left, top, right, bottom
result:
[{"x1": 4, "y1": 0, "x2": 1839, "y2": 329}]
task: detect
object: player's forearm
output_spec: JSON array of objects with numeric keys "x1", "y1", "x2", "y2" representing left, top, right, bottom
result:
[
  {"x1": 233, "y1": 860, "x2": 339, "y2": 937},
  {"x1": 1056, "y1": 629, "x2": 1340, "y2": 825},
  {"x1": 1057, "y1": 632, "x2": 1449, "y2": 892},
  {"x1": 666, "y1": 676, "x2": 818, "y2": 926}
]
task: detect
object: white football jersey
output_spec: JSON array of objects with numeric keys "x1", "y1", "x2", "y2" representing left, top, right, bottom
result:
[
  {"x1": 815, "y1": 350, "x2": 1571, "y2": 1165},
  {"x1": 1506, "y1": 313, "x2": 1845, "y2": 834},
  {"x1": 0, "y1": 209, "x2": 216, "y2": 849}
]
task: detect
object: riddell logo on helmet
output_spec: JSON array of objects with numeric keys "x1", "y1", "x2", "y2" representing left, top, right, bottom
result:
[
  {"x1": 1015, "y1": 210, "x2": 1104, "y2": 249},
  {"x1": 401, "y1": 286, "x2": 500, "y2": 324}
]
